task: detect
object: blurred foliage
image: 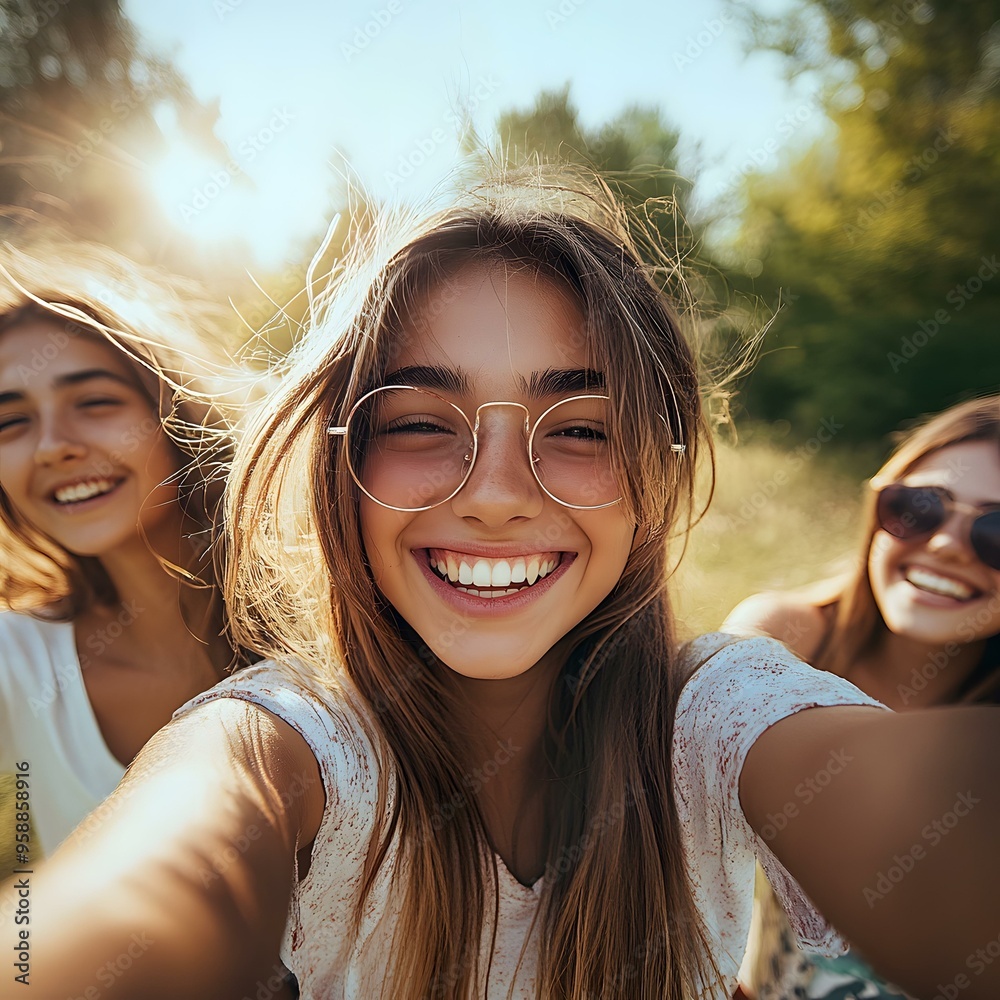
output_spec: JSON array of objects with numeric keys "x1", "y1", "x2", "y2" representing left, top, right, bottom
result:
[
  {"x1": 673, "y1": 430, "x2": 869, "y2": 635},
  {"x1": 492, "y1": 87, "x2": 704, "y2": 285},
  {"x1": 497, "y1": 85, "x2": 693, "y2": 214},
  {"x1": 0, "y1": 0, "x2": 236, "y2": 273},
  {"x1": 0, "y1": 0, "x2": 353, "y2": 360},
  {"x1": 726, "y1": 0, "x2": 1000, "y2": 441},
  {"x1": 487, "y1": 86, "x2": 753, "y2": 410}
]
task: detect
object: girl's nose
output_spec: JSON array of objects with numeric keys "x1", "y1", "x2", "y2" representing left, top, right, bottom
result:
[
  {"x1": 33, "y1": 415, "x2": 87, "y2": 466},
  {"x1": 450, "y1": 406, "x2": 544, "y2": 526},
  {"x1": 924, "y1": 510, "x2": 974, "y2": 563}
]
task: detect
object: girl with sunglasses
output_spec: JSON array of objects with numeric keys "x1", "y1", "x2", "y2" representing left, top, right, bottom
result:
[
  {"x1": 727, "y1": 394, "x2": 1000, "y2": 999},
  {"x1": 5, "y1": 175, "x2": 998, "y2": 1000},
  {"x1": 0, "y1": 239, "x2": 245, "y2": 860}
]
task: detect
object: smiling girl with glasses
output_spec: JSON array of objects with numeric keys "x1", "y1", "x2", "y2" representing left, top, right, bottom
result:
[
  {"x1": 6, "y1": 174, "x2": 999, "y2": 1000},
  {"x1": 728, "y1": 395, "x2": 1000, "y2": 999}
]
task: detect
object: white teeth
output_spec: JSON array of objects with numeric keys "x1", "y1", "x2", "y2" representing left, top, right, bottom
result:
[
  {"x1": 472, "y1": 559, "x2": 492, "y2": 587},
  {"x1": 54, "y1": 479, "x2": 116, "y2": 504},
  {"x1": 456, "y1": 587, "x2": 521, "y2": 599},
  {"x1": 905, "y1": 567, "x2": 974, "y2": 601},
  {"x1": 429, "y1": 549, "x2": 564, "y2": 596}
]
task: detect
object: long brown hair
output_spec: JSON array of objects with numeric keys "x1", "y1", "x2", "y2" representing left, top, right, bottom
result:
[
  {"x1": 817, "y1": 394, "x2": 1000, "y2": 703},
  {"x1": 0, "y1": 237, "x2": 241, "y2": 630},
  {"x1": 227, "y1": 170, "x2": 724, "y2": 997}
]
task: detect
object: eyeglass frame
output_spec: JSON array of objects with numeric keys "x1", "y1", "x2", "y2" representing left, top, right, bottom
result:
[{"x1": 327, "y1": 384, "x2": 686, "y2": 513}]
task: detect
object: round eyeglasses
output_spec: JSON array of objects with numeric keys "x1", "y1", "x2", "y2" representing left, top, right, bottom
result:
[{"x1": 327, "y1": 385, "x2": 641, "y2": 512}]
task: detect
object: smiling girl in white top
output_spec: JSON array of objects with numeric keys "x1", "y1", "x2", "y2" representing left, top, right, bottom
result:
[
  {"x1": 4, "y1": 173, "x2": 999, "y2": 1000},
  {"x1": 0, "y1": 239, "x2": 242, "y2": 858}
]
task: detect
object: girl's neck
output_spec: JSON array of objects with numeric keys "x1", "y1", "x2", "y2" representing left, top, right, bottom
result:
[
  {"x1": 81, "y1": 513, "x2": 228, "y2": 676},
  {"x1": 450, "y1": 665, "x2": 551, "y2": 781},
  {"x1": 449, "y1": 634, "x2": 575, "y2": 762},
  {"x1": 448, "y1": 648, "x2": 563, "y2": 886},
  {"x1": 847, "y1": 628, "x2": 985, "y2": 710}
]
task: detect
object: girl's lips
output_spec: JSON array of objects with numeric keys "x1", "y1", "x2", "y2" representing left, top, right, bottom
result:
[
  {"x1": 897, "y1": 569, "x2": 986, "y2": 609},
  {"x1": 413, "y1": 548, "x2": 577, "y2": 617},
  {"x1": 46, "y1": 478, "x2": 125, "y2": 514}
]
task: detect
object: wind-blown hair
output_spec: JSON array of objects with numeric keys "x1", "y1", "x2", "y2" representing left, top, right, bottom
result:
[
  {"x1": 227, "y1": 170, "x2": 723, "y2": 998},
  {"x1": 817, "y1": 394, "x2": 1000, "y2": 703},
  {"x1": 0, "y1": 237, "x2": 241, "y2": 625}
]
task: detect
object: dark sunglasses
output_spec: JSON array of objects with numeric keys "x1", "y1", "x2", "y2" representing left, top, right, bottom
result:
[{"x1": 875, "y1": 483, "x2": 1000, "y2": 571}]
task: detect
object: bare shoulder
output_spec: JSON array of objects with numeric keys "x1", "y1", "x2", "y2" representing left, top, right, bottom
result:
[
  {"x1": 140, "y1": 696, "x2": 326, "y2": 847},
  {"x1": 722, "y1": 591, "x2": 829, "y2": 662}
]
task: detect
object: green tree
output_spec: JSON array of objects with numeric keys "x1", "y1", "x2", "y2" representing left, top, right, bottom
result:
[
  {"x1": 729, "y1": 0, "x2": 1000, "y2": 441},
  {"x1": 485, "y1": 86, "x2": 746, "y2": 357},
  {"x1": 493, "y1": 86, "x2": 700, "y2": 270}
]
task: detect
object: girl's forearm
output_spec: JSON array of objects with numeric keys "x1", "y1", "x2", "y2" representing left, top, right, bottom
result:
[
  {"x1": 0, "y1": 706, "x2": 306, "y2": 1000},
  {"x1": 743, "y1": 704, "x2": 1000, "y2": 997}
]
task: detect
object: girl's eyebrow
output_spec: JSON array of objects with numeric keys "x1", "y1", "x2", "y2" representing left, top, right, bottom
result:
[
  {"x1": 383, "y1": 364, "x2": 605, "y2": 398},
  {"x1": 56, "y1": 368, "x2": 137, "y2": 392},
  {"x1": 0, "y1": 369, "x2": 135, "y2": 406},
  {"x1": 383, "y1": 364, "x2": 467, "y2": 394}
]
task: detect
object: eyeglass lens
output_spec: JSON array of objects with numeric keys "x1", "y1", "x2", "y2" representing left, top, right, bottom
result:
[
  {"x1": 346, "y1": 386, "x2": 619, "y2": 510},
  {"x1": 876, "y1": 484, "x2": 1000, "y2": 570}
]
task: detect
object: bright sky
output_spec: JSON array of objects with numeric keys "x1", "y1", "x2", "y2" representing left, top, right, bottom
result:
[{"x1": 125, "y1": 0, "x2": 832, "y2": 268}]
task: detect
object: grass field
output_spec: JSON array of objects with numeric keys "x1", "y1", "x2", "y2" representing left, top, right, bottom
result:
[
  {"x1": 672, "y1": 433, "x2": 875, "y2": 636},
  {"x1": 0, "y1": 435, "x2": 876, "y2": 874}
]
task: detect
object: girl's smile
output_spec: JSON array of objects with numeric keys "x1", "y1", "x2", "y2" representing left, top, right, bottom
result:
[
  {"x1": 49, "y1": 476, "x2": 125, "y2": 508},
  {"x1": 868, "y1": 440, "x2": 1000, "y2": 645},
  {"x1": 0, "y1": 320, "x2": 183, "y2": 558},
  {"x1": 360, "y1": 263, "x2": 635, "y2": 680},
  {"x1": 418, "y1": 545, "x2": 576, "y2": 610}
]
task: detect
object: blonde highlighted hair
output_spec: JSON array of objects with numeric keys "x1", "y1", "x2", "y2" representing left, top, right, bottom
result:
[{"x1": 0, "y1": 236, "x2": 242, "y2": 623}]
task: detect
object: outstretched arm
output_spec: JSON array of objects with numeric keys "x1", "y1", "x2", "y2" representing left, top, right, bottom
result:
[
  {"x1": 741, "y1": 704, "x2": 1000, "y2": 998},
  {"x1": 0, "y1": 698, "x2": 323, "y2": 1000}
]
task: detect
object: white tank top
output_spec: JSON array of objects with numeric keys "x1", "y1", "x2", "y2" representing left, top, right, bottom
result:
[{"x1": 0, "y1": 611, "x2": 124, "y2": 858}]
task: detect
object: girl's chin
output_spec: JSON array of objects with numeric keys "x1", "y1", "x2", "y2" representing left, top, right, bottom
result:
[
  {"x1": 428, "y1": 643, "x2": 551, "y2": 681},
  {"x1": 437, "y1": 658, "x2": 539, "y2": 681},
  {"x1": 51, "y1": 531, "x2": 129, "y2": 558},
  {"x1": 882, "y1": 611, "x2": 973, "y2": 647}
]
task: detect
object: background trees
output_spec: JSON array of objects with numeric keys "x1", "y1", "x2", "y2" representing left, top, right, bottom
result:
[
  {"x1": 725, "y1": 0, "x2": 1000, "y2": 440},
  {"x1": 0, "y1": 0, "x2": 230, "y2": 267},
  {"x1": 2, "y1": 0, "x2": 995, "y2": 444}
]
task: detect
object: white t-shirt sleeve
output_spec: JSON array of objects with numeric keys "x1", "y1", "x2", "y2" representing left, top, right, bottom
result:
[
  {"x1": 174, "y1": 661, "x2": 381, "y2": 867},
  {"x1": 672, "y1": 633, "x2": 887, "y2": 980},
  {"x1": 0, "y1": 613, "x2": 125, "y2": 858}
]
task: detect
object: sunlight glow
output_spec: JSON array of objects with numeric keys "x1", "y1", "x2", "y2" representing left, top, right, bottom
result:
[{"x1": 149, "y1": 135, "x2": 258, "y2": 249}]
